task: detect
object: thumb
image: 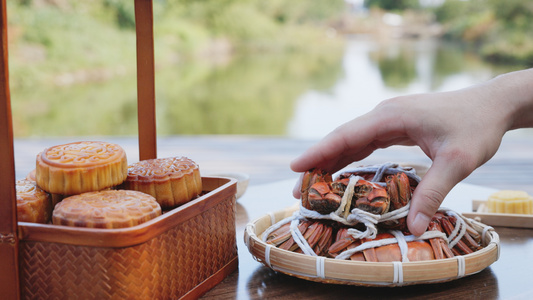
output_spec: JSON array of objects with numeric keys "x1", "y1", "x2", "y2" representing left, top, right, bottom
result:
[
  {"x1": 407, "y1": 157, "x2": 470, "y2": 236},
  {"x1": 292, "y1": 173, "x2": 303, "y2": 199}
]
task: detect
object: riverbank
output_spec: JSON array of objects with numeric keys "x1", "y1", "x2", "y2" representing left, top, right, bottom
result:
[{"x1": 6, "y1": 0, "x2": 345, "y2": 89}]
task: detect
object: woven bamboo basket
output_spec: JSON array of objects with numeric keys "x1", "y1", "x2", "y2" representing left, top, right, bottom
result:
[
  {"x1": 0, "y1": 1, "x2": 238, "y2": 299},
  {"x1": 19, "y1": 176, "x2": 238, "y2": 299},
  {"x1": 244, "y1": 205, "x2": 500, "y2": 287}
]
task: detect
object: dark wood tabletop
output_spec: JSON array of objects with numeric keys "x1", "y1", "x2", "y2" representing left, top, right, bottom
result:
[
  {"x1": 201, "y1": 178, "x2": 533, "y2": 299},
  {"x1": 10, "y1": 134, "x2": 533, "y2": 299}
]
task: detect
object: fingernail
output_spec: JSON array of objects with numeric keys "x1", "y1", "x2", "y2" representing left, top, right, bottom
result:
[{"x1": 412, "y1": 213, "x2": 431, "y2": 235}]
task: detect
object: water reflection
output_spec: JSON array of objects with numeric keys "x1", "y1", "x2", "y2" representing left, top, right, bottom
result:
[
  {"x1": 11, "y1": 46, "x2": 343, "y2": 138},
  {"x1": 11, "y1": 36, "x2": 525, "y2": 139},
  {"x1": 288, "y1": 36, "x2": 523, "y2": 139},
  {"x1": 156, "y1": 52, "x2": 343, "y2": 136}
]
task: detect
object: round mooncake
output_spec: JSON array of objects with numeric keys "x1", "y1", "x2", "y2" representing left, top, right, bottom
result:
[
  {"x1": 27, "y1": 169, "x2": 64, "y2": 207},
  {"x1": 36, "y1": 141, "x2": 128, "y2": 195},
  {"x1": 16, "y1": 179, "x2": 52, "y2": 223},
  {"x1": 52, "y1": 190, "x2": 162, "y2": 228},
  {"x1": 122, "y1": 156, "x2": 202, "y2": 209}
]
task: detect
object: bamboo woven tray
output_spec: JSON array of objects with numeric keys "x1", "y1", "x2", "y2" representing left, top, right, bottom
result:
[
  {"x1": 462, "y1": 200, "x2": 533, "y2": 228},
  {"x1": 16, "y1": 176, "x2": 238, "y2": 300},
  {"x1": 244, "y1": 205, "x2": 500, "y2": 287}
]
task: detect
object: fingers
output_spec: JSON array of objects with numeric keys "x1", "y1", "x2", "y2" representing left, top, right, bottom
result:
[
  {"x1": 292, "y1": 173, "x2": 303, "y2": 199},
  {"x1": 290, "y1": 113, "x2": 386, "y2": 173},
  {"x1": 407, "y1": 155, "x2": 474, "y2": 236}
]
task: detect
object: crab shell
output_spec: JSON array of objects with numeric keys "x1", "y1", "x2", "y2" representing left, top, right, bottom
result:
[{"x1": 300, "y1": 169, "x2": 412, "y2": 220}]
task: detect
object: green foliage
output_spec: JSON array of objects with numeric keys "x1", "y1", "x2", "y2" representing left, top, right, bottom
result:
[
  {"x1": 7, "y1": 0, "x2": 346, "y2": 137},
  {"x1": 487, "y1": 0, "x2": 533, "y2": 30},
  {"x1": 7, "y1": 0, "x2": 345, "y2": 89},
  {"x1": 104, "y1": 0, "x2": 136, "y2": 29},
  {"x1": 11, "y1": 47, "x2": 343, "y2": 137},
  {"x1": 365, "y1": 0, "x2": 420, "y2": 11},
  {"x1": 433, "y1": 0, "x2": 533, "y2": 65}
]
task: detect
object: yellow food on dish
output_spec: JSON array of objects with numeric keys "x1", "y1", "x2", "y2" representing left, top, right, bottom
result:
[
  {"x1": 487, "y1": 190, "x2": 533, "y2": 214},
  {"x1": 16, "y1": 179, "x2": 52, "y2": 223},
  {"x1": 52, "y1": 190, "x2": 162, "y2": 228},
  {"x1": 122, "y1": 156, "x2": 202, "y2": 209},
  {"x1": 35, "y1": 141, "x2": 128, "y2": 195}
]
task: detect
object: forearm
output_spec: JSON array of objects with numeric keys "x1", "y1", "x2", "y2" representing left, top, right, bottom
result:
[{"x1": 486, "y1": 68, "x2": 533, "y2": 130}]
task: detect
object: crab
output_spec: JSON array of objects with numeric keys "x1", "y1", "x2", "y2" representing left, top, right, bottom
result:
[
  {"x1": 301, "y1": 168, "x2": 412, "y2": 230},
  {"x1": 264, "y1": 165, "x2": 482, "y2": 261}
]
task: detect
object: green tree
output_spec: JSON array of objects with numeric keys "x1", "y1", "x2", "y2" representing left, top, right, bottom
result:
[{"x1": 365, "y1": 0, "x2": 419, "y2": 11}]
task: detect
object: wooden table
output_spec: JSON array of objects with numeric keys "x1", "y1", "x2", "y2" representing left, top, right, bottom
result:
[{"x1": 202, "y1": 178, "x2": 533, "y2": 299}]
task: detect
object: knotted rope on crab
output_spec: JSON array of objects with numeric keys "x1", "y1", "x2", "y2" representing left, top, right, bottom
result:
[
  {"x1": 300, "y1": 163, "x2": 418, "y2": 232},
  {"x1": 262, "y1": 163, "x2": 483, "y2": 261}
]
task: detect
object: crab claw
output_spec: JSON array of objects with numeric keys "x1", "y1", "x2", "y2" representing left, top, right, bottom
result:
[
  {"x1": 353, "y1": 180, "x2": 390, "y2": 215},
  {"x1": 381, "y1": 172, "x2": 412, "y2": 230},
  {"x1": 300, "y1": 169, "x2": 332, "y2": 210},
  {"x1": 386, "y1": 172, "x2": 412, "y2": 210}
]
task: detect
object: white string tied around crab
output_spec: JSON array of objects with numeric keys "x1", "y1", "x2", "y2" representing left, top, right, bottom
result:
[
  {"x1": 334, "y1": 230, "x2": 448, "y2": 261},
  {"x1": 261, "y1": 163, "x2": 474, "y2": 261},
  {"x1": 264, "y1": 175, "x2": 412, "y2": 256}
]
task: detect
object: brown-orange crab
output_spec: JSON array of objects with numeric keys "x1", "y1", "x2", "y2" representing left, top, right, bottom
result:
[
  {"x1": 300, "y1": 167, "x2": 414, "y2": 230},
  {"x1": 264, "y1": 164, "x2": 483, "y2": 262},
  {"x1": 328, "y1": 212, "x2": 482, "y2": 261}
]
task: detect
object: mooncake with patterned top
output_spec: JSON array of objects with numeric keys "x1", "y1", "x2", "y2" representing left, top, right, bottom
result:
[
  {"x1": 122, "y1": 156, "x2": 202, "y2": 209},
  {"x1": 52, "y1": 190, "x2": 161, "y2": 228},
  {"x1": 36, "y1": 141, "x2": 128, "y2": 195}
]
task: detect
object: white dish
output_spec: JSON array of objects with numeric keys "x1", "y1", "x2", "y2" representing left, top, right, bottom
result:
[{"x1": 209, "y1": 172, "x2": 250, "y2": 199}]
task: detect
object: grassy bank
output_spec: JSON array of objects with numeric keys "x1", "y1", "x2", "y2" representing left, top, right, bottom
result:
[{"x1": 6, "y1": 0, "x2": 345, "y2": 89}]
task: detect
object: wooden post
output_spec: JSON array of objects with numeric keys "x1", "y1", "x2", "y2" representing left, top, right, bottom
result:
[
  {"x1": 135, "y1": 0, "x2": 157, "y2": 160},
  {"x1": 0, "y1": 0, "x2": 21, "y2": 298}
]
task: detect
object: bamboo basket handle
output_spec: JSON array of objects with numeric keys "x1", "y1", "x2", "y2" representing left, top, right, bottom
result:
[
  {"x1": 135, "y1": 0, "x2": 157, "y2": 160},
  {"x1": 0, "y1": 2, "x2": 157, "y2": 298},
  {"x1": 0, "y1": 0, "x2": 21, "y2": 299}
]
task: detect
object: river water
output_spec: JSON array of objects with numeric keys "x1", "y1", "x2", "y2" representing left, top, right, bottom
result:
[
  {"x1": 10, "y1": 35, "x2": 528, "y2": 140},
  {"x1": 288, "y1": 36, "x2": 525, "y2": 139}
]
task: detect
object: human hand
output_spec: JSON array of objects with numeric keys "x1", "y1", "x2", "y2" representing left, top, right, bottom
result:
[{"x1": 291, "y1": 69, "x2": 533, "y2": 236}]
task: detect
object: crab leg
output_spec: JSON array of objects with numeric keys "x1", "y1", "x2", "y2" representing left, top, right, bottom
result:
[
  {"x1": 427, "y1": 220, "x2": 455, "y2": 259},
  {"x1": 279, "y1": 221, "x2": 325, "y2": 253},
  {"x1": 313, "y1": 225, "x2": 334, "y2": 256},
  {"x1": 267, "y1": 220, "x2": 311, "y2": 247},
  {"x1": 439, "y1": 216, "x2": 476, "y2": 255},
  {"x1": 328, "y1": 228, "x2": 356, "y2": 255}
]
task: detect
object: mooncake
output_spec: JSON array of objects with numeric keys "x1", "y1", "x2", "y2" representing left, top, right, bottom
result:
[
  {"x1": 52, "y1": 190, "x2": 161, "y2": 228},
  {"x1": 27, "y1": 169, "x2": 64, "y2": 207},
  {"x1": 16, "y1": 179, "x2": 52, "y2": 223},
  {"x1": 36, "y1": 141, "x2": 128, "y2": 195},
  {"x1": 487, "y1": 190, "x2": 533, "y2": 214},
  {"x1": 122, "y1": 156, "x2": 202, "y2": 209}
]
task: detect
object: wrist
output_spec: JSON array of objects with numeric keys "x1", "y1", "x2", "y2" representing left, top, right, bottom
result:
[{"x1": 488, "y1": 69, "x2": 533, "y2": 131}]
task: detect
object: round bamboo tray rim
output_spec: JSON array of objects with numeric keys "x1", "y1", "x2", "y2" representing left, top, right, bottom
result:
[{"x1": 245, "y1": 205, "x2": 500, "y2": 287}]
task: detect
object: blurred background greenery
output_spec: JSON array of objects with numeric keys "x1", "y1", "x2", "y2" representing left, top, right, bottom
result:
[{"x1": 6, "y1": 0, "x2": 532, "y2": 138}]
